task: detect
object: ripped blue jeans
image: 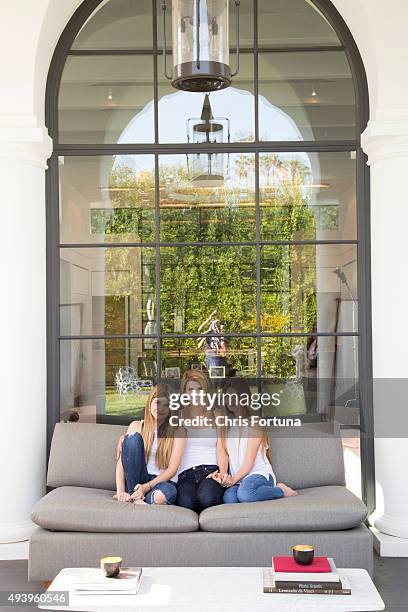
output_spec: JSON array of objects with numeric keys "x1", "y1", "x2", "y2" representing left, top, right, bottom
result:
[
  {"x1": 223, "y1": 473, "x2": 284, "y2": 503},
  {"x1": 121, "y1": 432, "x2": 177, "y2": 505}
]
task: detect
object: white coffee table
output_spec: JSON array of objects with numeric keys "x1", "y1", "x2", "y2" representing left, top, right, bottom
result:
[{"x1": 39, "y1": 566, "x2": 385, "y2": 611}]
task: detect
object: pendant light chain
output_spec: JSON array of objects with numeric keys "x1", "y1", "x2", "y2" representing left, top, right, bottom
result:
[
  {"x1": 162, "y1": 0, "x2": 172, "y2": 80},
  {"x1": 196, "y1": 0, "x2": 201, "y2": 70},
  {"x1": 232, "y1": 0, "x2": 241, "y2": 77}
]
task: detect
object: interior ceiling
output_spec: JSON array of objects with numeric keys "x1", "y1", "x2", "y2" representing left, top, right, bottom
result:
[
  {"x1": 59, "y1": 62, "x2": 353, "y2": 107},
  {"x1": 58, "y1": 51, "x2": 355, "y2": 142},
  {"x1": 61, "y1": 1, "x2": 354, "y2": 143}
]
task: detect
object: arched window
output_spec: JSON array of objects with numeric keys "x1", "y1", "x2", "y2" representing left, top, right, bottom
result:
[{"x1": 46, "y1": 0, "x2": 373, "y2": 506}]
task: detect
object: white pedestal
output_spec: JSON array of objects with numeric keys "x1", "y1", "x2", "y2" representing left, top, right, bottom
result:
[
  {"x1": 371, "y1": 527, "x2": 408, "y2": 558},
  {"x1": 0, "y1": 127, "x2": 52, "y2": 543},
  {"x1": 0, "y1": 540, "x2": 29, "y2": 561},
  {"x1": 362, "y1": 121, "x2": 408, "y2": 556}
]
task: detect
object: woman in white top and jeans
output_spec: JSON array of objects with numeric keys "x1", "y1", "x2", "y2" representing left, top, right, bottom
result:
[
  {"x1": 175, "y1": 370, "x2": 224, "y2": 512},
  {"x1": 115, "y1": 384, "x2": 186, "y2": 504},
  {"x1": 209, "y1": 379, "x2": 297, "y2": 503}
]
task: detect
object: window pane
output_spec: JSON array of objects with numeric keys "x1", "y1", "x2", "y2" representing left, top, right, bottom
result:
[
  {"x1": 158, "y1": 53, "x2": 255, "y2": 143},
  {"x1": 59, "y1": 156, "x2": 155, "y2": 244},
  {"x1": 159, "y1": 153, "x2": 256, "y2": 242},
  {"x1": 258, "y1": 0, "x2": 340, "y2": 48},
  {"x1": 230, "y1": 0, "x2": 254, "y2": 49},
  {"x1": 261, "y1": 244, "x2": 358, "y2": 333},
  {"x1": 259, "y1": 51, "x2": 356, "y2": 141},
  {"x1": 59, "y1": 56, "x2": 154, "y2": 144},
  {"x1": 156, "y1": 0, "x2": 254, "y2": 51},
  {"x1": 260, "y1": 151, "x2": 356, "y2": 241},
  {"x1": 160, "y1": 246, "x2": 257, "y2": 334},
  {"x1": 72, "y1": 0, "x2": 153, "y2": 50},
  {"x1": 261, "y1": 336, "x2": 359, "y2": 419},
  {"x1": 60, "y1": 339, "x2": 157, "y2": 422},
  {"x1": 60, "y1": 247, "x2": 156, "y2": 336},
  {"x1": 161, "y1": 337, "x2": 257, "y2": 378}
]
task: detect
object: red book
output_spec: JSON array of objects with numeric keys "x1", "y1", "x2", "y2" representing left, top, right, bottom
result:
[{"x1": 272, "y1": 556, "x2": 331, "y2": 573}]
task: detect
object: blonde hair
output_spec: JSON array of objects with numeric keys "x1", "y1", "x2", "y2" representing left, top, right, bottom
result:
[
  {"x1": 219, "y1": 378, "x2": 272, "y2": 464},
  {"x1": 180, "y1": 369, "x2": 209, "y2": 395},
  {"x1": 141, "y1": 384, "x2": 174, "y2": 470}
]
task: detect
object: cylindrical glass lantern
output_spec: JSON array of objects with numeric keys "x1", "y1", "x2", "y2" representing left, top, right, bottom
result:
[
  {"x1": 171, "y1": 0, "x2": 231, "y2": 92},
  {"x1": 187, "y1": 94, "x2": 230, "y2": 185}
]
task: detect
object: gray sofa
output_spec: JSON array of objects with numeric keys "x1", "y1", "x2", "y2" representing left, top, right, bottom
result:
[{"x1": 29, "y1": 422, "x2": 373, "y2": 580}]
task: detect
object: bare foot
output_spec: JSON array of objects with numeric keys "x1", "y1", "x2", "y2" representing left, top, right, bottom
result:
[
  {"x1": 277, "y1": 482, "x2": 298, "y2": 497},
  {"x1": 132, "y1": 498, "x2": 147, "y2": 505}
]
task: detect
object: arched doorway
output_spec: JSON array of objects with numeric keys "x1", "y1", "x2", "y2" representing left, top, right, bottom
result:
[{"x1": 46, "y1": 0, "x2": 373, "y2": 509}]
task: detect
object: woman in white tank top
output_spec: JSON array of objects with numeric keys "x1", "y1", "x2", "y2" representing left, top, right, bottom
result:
[
  {"x1": 208, "y1": 379, "x2": 297, "y2": 503},
  {"x1": 175, "y1": 370, "x2": 224, "y2": 512}
]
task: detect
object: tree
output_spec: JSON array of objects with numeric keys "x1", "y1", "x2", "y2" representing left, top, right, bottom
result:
[{"x1": 100, "y1": 154, "x2": 318, "y2": 387}]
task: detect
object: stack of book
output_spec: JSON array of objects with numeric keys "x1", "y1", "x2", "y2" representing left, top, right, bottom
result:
[
  {"x1": 72, "y1": 567, "x2": 143, "y2": 596},
  {"x1": 263, "y1": 557, "x2": 351, "y2": 595}
]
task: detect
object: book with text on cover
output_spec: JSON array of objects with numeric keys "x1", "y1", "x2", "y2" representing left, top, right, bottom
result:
[
  {"x1": 73, "y1": 567, "x2": 143, "y2": 595},
  {"x1": 263, "y1": 568, "x2": 352, "y2": 595}
]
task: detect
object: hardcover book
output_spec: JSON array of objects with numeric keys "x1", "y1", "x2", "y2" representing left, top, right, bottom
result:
[
  {"x1": 263, "y1": 568, "x2": 352, "y2": 595},
  {"x1": 72, "y1": 567, "x2": 143, "y2": 595},
  {"x1": 272, "y1": 556, "x2": 332, "y2": 573},
  {"x1": 271, "y1": 558, "x2": 343, "y2": 590}
]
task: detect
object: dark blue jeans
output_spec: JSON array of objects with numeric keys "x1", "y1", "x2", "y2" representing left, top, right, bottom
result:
[
  {"x1": 223, "y1": 473, "x2": 284, "y2": 504},
  {"x1": 176, "y1": 465, "x2": 224, "y2": 512},
  {"x1": 121, "y1": 432, "x2": 177, "y2": 505},
  {"x1": 206, "y1": 355, "x2": 227, "y2": 368}
]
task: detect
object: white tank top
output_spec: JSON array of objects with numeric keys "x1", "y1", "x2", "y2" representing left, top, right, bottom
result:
[
  {"x1": 146, "y1": 432, "x2": 159, "y2": 476},
  {"x1": 145, "y1": 432, "x2": 178, "y2": 483},
  {"x1": 226, "y1": 427, "x2": 276, "y2": 482},
  {"x1": 178, "y1": 427, "x2": 218, "y2": 475}
]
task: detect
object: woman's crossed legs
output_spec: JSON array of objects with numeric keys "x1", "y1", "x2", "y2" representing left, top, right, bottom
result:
[
  {"x1": 223, "y1": 474, "x2": 296, "y2": 504},
  {"x1": 120, "y1": 432, "x2": 177, "y2": 505}
]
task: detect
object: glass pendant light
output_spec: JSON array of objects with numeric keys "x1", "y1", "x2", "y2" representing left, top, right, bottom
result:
[
  {"x1": 162, "y1": 0, "x2": 240, "y2": 92},
  {"x1": 187, "y1": 93, "x2": 230, "y2": 186}
]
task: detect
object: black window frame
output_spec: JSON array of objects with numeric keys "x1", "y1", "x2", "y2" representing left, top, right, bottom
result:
[{"x1": 45, "y1": 0, "x2": 374, "y2": 512}]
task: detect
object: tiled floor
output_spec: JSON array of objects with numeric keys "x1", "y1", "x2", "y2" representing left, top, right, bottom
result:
[
  {"x1": 373, "y1": 554, "x2": 408, "y2": 611},
  {"x1": 0, "y1": 553, "x2": 406, "y2": 611},
  {"x1": 0, "y1": 560, "x2": 42, "y2": 611}
]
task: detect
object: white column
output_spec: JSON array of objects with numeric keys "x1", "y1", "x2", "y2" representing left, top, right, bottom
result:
[
  {"x1": 0, "y1": 125, "x2": 52, "y2": 542},
  {"x1": 362, "y1": 118, "x2": 408, "y2": 556}
]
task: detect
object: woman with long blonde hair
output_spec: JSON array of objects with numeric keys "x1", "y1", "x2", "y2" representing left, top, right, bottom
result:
[
  {"x1": 115, "y1": 384, "x2": 186, "y2": 504},
  {"x1": 209, "y1": 378, "x2": 297, "y2": 503}
]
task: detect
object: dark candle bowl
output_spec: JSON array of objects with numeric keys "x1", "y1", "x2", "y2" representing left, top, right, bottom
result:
[
  {"x1": 100, "y1": 556, "x2": 122, "y2": 578},
  {"x1": 292, "y1": 544, "x2": 315, "y2": 566}
]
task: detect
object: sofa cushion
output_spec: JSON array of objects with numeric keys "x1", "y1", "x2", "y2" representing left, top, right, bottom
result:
[
  {"x1": 268, "y1": 423, "x2": 346, "y2": 490},
  {"x1": 47, "y1": 423, "x2": 126, "y2": 490},
  {"x1": 32, "y1": 487, "x2": 199, "y2": 533},
  {"x1": 199, "y1": 486, "x2": 367, "y2": 532}
]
